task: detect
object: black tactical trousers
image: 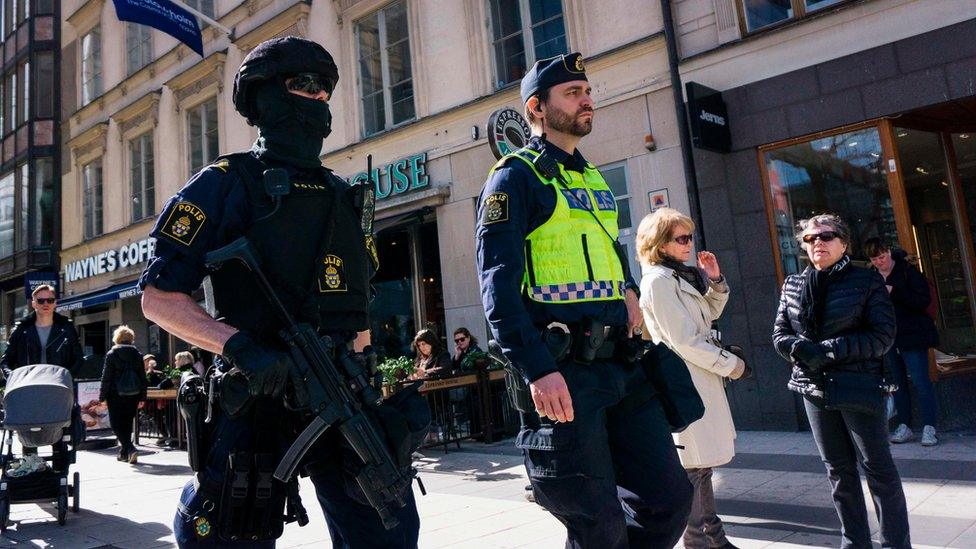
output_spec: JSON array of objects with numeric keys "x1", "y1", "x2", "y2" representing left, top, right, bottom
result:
[{"x1": 517, "y1": 359, "x2": 693, "y2": 549}]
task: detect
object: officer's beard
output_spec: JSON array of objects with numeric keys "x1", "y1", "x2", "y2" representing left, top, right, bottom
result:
[
  {"x1": 251, "y1": 82, "x2": 332, "y2": 169},
  {"x1": 546, "y1": 104, "x2": 593, "y2": 137}
]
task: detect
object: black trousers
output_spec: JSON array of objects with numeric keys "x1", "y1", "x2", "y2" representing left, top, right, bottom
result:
[
  {"x1": 804, "y1": 397, "x2": 911, "y2": 549},
  {"x1": 518, "y1": 359, "x2": 693, "y2": 549},
  {"x1": 107, "y1": 395, "x2": 141, "y2": 452}
]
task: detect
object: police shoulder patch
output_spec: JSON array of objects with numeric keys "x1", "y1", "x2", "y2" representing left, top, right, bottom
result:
[
  {"x1": 482, "y1": 192, "x2": 510, "y2": 225},
  {"x1": 159, "y1": 201, "x2": 207, "y2": 246},
  {"x1": 319, "y1": 254, "x2": 348, "y2": 293},
  {"x1": 209, "y1": 159, "x2": 230, "y2": 173}
]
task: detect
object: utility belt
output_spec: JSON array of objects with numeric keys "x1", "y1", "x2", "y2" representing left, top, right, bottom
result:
[{"x1": 540, "y1": 318, "x2": 642, "y2": 365}]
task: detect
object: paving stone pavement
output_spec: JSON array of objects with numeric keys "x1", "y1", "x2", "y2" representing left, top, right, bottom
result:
[{"x1": 0, "y1": 430, "x2": 971, "y2": 547}]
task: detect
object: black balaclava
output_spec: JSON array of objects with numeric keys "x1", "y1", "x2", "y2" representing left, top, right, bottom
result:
[{"x1": 251, "y1": 79, "x2": 333, "y2": 169}]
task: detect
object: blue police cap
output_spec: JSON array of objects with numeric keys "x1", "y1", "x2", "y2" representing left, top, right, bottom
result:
[{"x1": 520, "y1": 52, "x2": 588, "y2": 105}]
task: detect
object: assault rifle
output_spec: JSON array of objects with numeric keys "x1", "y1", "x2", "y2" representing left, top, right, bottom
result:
[{"x1": 204, "y1": 237, "x2": 413, "y2": 530}]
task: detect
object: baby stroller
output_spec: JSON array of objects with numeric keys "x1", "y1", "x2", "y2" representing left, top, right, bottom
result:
[{"x1": 0, "y1": 364, "x2": 81, "y2": 530}]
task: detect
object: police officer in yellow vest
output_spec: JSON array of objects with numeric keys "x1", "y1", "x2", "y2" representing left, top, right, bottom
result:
[{"x1": 476, "y1": 53, "x2": 693, "y2": 548}]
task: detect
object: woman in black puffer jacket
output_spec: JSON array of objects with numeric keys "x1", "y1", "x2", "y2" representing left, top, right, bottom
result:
[{"x1": 772, "y1": 214, "x2": 910, "y2": 549}]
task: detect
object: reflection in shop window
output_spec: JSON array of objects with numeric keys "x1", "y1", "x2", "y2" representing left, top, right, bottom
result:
[
  {"x1": 489, "y1": 0, "x2": 566, "y2": 88},
  {"x1": 763, "y1": 127, "x2": 897, "y2": 275},
  {"x1": 33, "y1": 157, "x2": 52, "y2": 246},
  {"x1": 370, "y1": 228, "x2": 415, "y2": 360},
  {"x1": 0, "y1": 172, "x2": 12, "y2": 257}
]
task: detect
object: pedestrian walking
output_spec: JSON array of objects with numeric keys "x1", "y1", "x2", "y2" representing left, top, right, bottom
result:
[
  {"x1": 864, "y1": 238, "x2": 941, "y2": 447},
  {"x1": 636, "y1": 208, "x2": 745, "y2": 549},
  {"x1": 99, "y1": 325, "x2": 148, "y2": 463},
  {"x1": 773, "y1": 214, "x2": 911, "y2": 549}
]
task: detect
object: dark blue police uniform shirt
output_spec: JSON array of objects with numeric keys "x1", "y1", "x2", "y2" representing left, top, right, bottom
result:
[
  {"x1": 140, "y1": 150, "x2": 333, "y2": 294},
  {"x1": 476, "y1": 136, "x2": 634, "y2": 383}
]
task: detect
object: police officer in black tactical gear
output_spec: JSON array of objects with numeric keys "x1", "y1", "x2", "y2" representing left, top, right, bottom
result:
[
  {"x1": 140, "y1": 36, "x2": 422, "y2": 548},
  {"x1": 477, "y1": 53, "x2": 693, "y2": 548}
]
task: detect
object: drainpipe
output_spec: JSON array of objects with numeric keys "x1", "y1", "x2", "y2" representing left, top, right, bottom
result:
[{"x1": 660, "y1": 0, "x2": 706, "y2": 249}]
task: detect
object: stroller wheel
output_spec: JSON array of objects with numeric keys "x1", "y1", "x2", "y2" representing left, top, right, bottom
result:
[
  {"x1": 71, "y1": 472, "x2": 80, "y2": 512},
  {"x1": 57, "y1": 492, "x2": 67, "y2": 525}
]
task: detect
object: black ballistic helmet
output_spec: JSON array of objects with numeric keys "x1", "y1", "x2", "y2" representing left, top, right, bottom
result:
[{"x1": 232, "y1": 36, "x2": 339, "y2": 124}]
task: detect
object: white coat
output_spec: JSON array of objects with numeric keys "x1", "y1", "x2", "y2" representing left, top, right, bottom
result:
[{"x1": 639, "y1": 263, "x2": 738, "y2": 469}]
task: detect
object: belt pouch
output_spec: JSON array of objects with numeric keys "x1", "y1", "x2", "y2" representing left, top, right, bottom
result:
[
  {"x1": 218, "y1": 451, "x2": 252, "y2": 541},
  {"x1": 249, "y1": 453, "x2": 287, "y2": 540},
  {"x1": 572, "y1": 318, "x2": 606, "y2": 364}
]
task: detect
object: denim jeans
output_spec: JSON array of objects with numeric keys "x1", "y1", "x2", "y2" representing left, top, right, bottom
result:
[
  {"x1": 517, "y1": 359, "x2": 693, "y2": 549},
  {"x1": 886, "y1": 348, "x2": 939, "y2": 427},
  {"x1": 804, "y1": 397, "x2": 911, "y2": 549}
]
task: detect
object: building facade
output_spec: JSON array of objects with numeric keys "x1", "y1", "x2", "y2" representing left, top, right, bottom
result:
[
  {"x1": 58, "y1": 0, "x2": 687, "y2": 370},
  {"x1": 671, "y1": 0, "x2": 976, "y2": 430},
  {"x1": 0, "y1": 0, "x2": 60, "y2": 338}
]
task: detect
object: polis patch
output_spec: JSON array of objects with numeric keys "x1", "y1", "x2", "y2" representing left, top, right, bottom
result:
[
  {"x1": 319, "y1": 254, "x2": 347, "y2": 293},
  {"x1": 483, "y1": 192, "x2": 509, "y2": 225},
  {"x1": 160, "y1": 201, "x2": 206, "y2": 246}
]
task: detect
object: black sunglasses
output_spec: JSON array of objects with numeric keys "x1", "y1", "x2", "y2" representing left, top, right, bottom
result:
[
  {"x1": 454, "y1": 337, "x2": 467, "y2": 343},
  {"x1": 672, "y1": 234, "x2": 693, "y2": 245},
  {"x1": 285, "y1": 73, "x2": 334, "y2": 96},
  {"x1": 802, "y1": 231, "x2": 840, "y2": 244},
  {"x1": 35, "y1": 298, "x2": 56, "y2": 304}
]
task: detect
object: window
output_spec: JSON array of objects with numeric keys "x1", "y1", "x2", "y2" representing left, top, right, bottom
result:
[
  {"x1": 16, "y1": 163, "x2": 25, "y2": 251},
  {"x1": 34, "y1": 51, "x2": 52, "y2": 118},
  {"x1": 741, "y1": 0, "x2": 847, "y2": 33},
  {"x1": 599, "y1": 162, "x2": 639, "y2": 279},
  {"x1": 81, "y1": 26, "x2": 103, "y2": 106},
  {"x1": 32, "y1": 157, "x2": 52, "y2": 246},
  {"x1": 185, "y1": 0, "x2": 214, "y2": 18},
  {"x1": 16, "y1": 0, "x2": 25, "y2": 24},
  {"x1": 4, "y1": 71, "x2": 15, "y2": 133},
  {"x1": 130, "y1": 132, "x2": 155, "y2": 222},
  {"x1": 34, "y1": 0, "x2": 53, "y2": 15},
  {"x1": 18, "y1": 61, "x2": 27, "y2": 125},
  {"x1": 82, "y1": 160, "x2": 103, "y2": 239},
  {"x1": 762, "y1": 127, "x2": 895, "y2": 275},
  {"x1": 0, "y1": 171, "x2": 12, "y2": 257},
  {"x1": 187, "y1": 98, "x2": 218, "y2": 176},
  {"x1": 126, "y1": 23, "x2": 153, "y2": 76},
  {"x1": 489, "y1": 0, "x2": 566, "y2": 88},
  {"x1": 2, "y1": 0, "x2": 13, "y2": 37},
  {"x1": 357, "y1": 1, "x2": 415, "y2": 136}
]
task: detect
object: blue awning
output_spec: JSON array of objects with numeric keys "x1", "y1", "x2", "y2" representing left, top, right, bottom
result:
[{"x1": 56, "y1": 281, "x2": 142, "y2": 312}]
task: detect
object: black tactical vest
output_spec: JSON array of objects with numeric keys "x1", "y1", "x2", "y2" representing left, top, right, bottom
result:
[{"x1": 209, "y1": 152, "x2": 370, "y2": 341}]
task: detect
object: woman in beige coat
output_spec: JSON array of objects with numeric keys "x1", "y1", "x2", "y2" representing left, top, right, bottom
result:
[{"x1": 636, "y1": 208, "x2": 746, "y2": 549}]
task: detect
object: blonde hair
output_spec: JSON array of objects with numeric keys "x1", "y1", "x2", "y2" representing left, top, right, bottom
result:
[
  {"x1": 112, "y1": 325, "x2": 135, "y2": 345},
  {"x1": 635, "y1": 208, "x2": 695, "y2": 265},
  {"x1": 174, "y1": 351, "x2": 194, "y2": 367}
]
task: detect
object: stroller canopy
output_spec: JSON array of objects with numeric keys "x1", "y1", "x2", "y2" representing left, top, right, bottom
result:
[{"x1": 4, "y1": 364, "x2": 74, "y2": 432}]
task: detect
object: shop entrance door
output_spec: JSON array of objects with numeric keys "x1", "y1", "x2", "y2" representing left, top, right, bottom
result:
[{"x1": 885, "y1": 104, "x2": 976, "y2": 377}]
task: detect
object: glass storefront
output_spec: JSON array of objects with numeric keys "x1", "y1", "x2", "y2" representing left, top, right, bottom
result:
[
  {"x1": 369, "y1": 219, "x2": 444, "y2": 360},
  {"x1": 760, "y1": 112, "x2": 976, "y2": 379}
]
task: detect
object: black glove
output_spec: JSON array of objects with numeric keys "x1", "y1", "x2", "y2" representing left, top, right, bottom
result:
[
  {"x1": 222, "y1": 332, "x2": 293, "y2": 398},
  {"x1": 791, "y1": 340, "x2": 829, "y2": 371}
]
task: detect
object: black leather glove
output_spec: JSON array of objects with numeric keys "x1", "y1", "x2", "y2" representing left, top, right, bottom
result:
[
  {"x1": 222, "y1": 332, "x2": 293, "y2": 398},
  {"x1": 791, "y1": 340, "x2": 829, "y2": 371}
]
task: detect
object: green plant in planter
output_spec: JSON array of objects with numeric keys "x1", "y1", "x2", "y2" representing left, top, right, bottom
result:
[
  {"x1": 459, "y1": 350, "x2": 491, "y2": 371},
  {"x1": 161, "y1": 364, "x2": 182, "y2": 381},
  {"x1": 377, "y1": 356, "x2": 414, "y2": 385}
]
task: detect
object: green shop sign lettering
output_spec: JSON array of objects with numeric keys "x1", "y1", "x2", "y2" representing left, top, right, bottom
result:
[{"x1": 350, "y1": 152, "x2": 429, "y2": 200}]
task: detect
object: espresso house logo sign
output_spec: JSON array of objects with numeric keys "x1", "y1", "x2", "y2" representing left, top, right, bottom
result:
[
  {"x1": 350, "y1": 153, "x2": 430, "y2": 200},
  {"x1": 487, "y1": 107, "x2": 532, "y2": 161}
]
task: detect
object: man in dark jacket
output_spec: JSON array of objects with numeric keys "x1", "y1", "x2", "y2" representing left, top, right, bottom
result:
[{"x1": 1, "y1": 285, "x2": 84, "y2": 379}]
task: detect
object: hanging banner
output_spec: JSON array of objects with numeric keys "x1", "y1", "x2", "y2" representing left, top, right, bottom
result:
[{"x1": 111, "y1": 0, "x2": 204, "y2": 57}]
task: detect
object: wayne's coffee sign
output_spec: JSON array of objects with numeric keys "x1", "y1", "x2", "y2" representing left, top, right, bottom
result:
[{"x1": 686, "y1": 82, "x2": 731, "y2": 153}]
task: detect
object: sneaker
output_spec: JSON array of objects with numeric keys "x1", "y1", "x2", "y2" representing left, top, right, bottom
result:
[
  {"x1": 890, "y1": 423, "x2": 914, "y2": 443},
  {"x1": 117, "y1": 448, "x2": 128, "y2": 461},
  {"x1": 127, "y1": 449, "x2": 138, "y2": 464},
  {"x1": 921, "y1": 425, "x2": 938, "y2": 447}
]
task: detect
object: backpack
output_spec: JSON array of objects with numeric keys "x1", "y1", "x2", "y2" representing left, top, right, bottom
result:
[{"x1": 116, "y1": 358, "x2": 143, "y2": 396}]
